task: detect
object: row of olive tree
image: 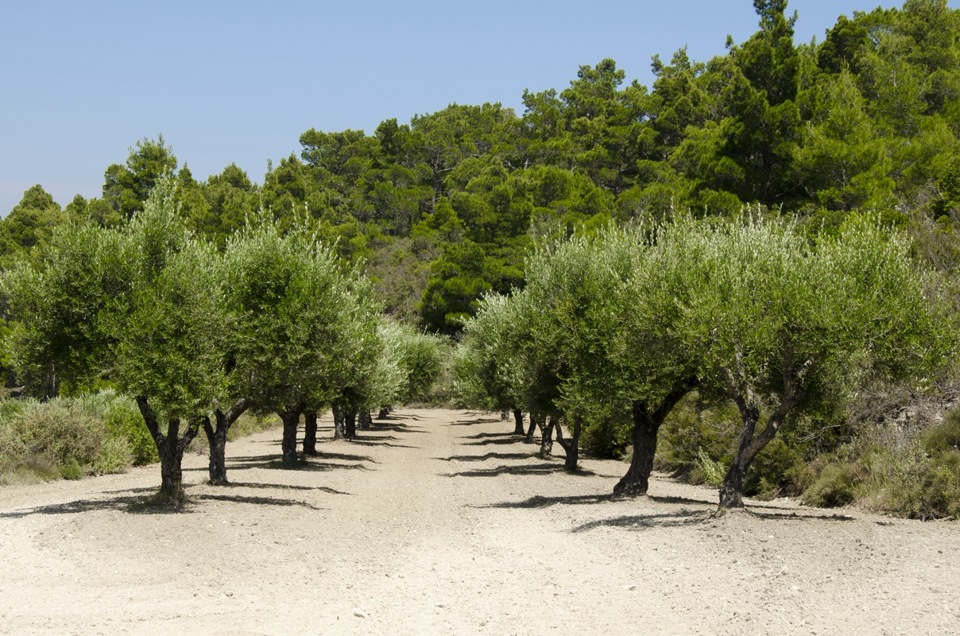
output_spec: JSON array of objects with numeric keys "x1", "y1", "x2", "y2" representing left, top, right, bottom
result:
[
  {"x1": 456, "y1": 214, "x2": 951, "y2": 509},
  {"x1": 2, "y1": 180, "x2": 446, "y2": 502}
]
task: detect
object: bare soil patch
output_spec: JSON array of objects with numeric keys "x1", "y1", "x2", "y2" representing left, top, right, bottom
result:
[{"x1": 1, "y1": 408, "x2": 958, "y2": 635}]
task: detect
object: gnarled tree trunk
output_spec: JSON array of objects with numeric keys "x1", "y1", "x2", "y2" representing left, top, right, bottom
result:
[
  {"x1": 538, "y1": 417, "x2": 555, "y2": 459},
  {"x1": 359, "y1": 410, "x2": 372, "y2": 430},
  {"x1": 718, "y1": 360, "x2": 807, "y2": 510},
  {"x1": 202, "y1": 398, "x2": 250, "y2": 485},
  {"x1": 614, "y1": 380, "x2": 695, "y2": 497},
  {"x1": 512, "y1": 409, "x2": 525, "y2": 435},
  {"x1": 524, "y1": 412, "x2": 539, "y2": 444},
  {"x1": 554, "y1": 417, "x2": 581, "y2": 472},
  {"x1": 302, "y1": 409, "x2": 319, "y2": 456},
  {"x1": 136, "y1": 396, "x2": 200, "y2": 504},
  {"x1": 279, "y1": 404, "x2": 304, "y2": 466},
  {"x1": 344, "y1": 408, "x2": 357, "y2": 439}
]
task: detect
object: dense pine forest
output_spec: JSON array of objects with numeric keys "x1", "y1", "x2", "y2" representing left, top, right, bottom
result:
[{"x1": 3, "y1": 1, "x2": 960, "y2": 516}]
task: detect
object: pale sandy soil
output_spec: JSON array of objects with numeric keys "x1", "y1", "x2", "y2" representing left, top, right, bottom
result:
[{"x1": 1, "y1": 408, "x2": 958, "y2": 635}]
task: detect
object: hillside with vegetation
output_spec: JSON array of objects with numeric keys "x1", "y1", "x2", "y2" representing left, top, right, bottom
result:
[{"x1": 2, "y1": 0, "x2": 960, "y2": 518}]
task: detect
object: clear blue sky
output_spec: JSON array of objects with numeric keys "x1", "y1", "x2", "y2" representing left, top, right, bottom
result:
[{"x1": 0, "y1": 1, "x2": 952, "y2": 215}]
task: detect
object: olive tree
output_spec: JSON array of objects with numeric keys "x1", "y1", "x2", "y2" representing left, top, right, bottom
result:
[
  {"x1": 520, "y1": 230, "x2": 638, "y2": 471},
  {"x1": 606, "y1": 223, "x2": 702, "y2": 496},
  {"x1": 226, "y1": 219, "x2": 352, "y2": 464},
  {"x1": 4, "y1": 222, "x2": 131, "y2": 398},
  {"x1": 375, "y1": 320, "x2": 447, "y2": 415},
  {"x1": 457, "y1": 224, "x2": 698, "y2": 477},
  {"x1": 326, "y1": 271, "x2": 386, "y2": 440},
  {"x1": 5, "y1": 180, "x2": 230, "y2": 502},
  {"x1": 680, "y1": 216, "x2": 950, "y2": 509},
  {"x1": 455, "y1": 292, "x2": 533, "y2": 435},
  {"x1": 110, "y1": 238, "x2": 226, "y2": 501}
]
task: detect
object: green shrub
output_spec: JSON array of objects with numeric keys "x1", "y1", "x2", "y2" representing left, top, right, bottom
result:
[
  {"x1": 60, "y1": 459, "x2": 84, "y2": 480},
  {"x1": 872, "y1": 414, "x2": 960, "y2": 520},
  {"x1": 802, "y1": 462, "x2": 863, "y2": 507},
  {"x1": 0, "y1": 415, "x2": 30, "y2": 477},
  {"x1": 656, "y1": 393, "x2": 739, "y2": 477},
  {"x1": 227, "y1": 412, "x2": 279, "y2": 441},
  {"x1": 22, "y1": 402, "x2": 106, "y2": 469},
  {"x1": 877, "y1": 449, "x2": 960, "y2": 520},
  {"x1": 921, "y1": 411, "x2": 960, "y2": 455},
  {"x1": 0, "y1": 400, "x2": 106, "y2": 480},
  {"x1": 102, "y1": 394, "x2": 157, "y2": 465},
  {"x1": 692, "y1": 448, "x2": 725, "y2": 488},
  {"x1": 0, "y1": 391, "x2": 144, "y2": 483},
  {"x1": 93, "y1": 435, "x2": 135, "y2": 474},
  {"x1": 823, "y1": 411, "x2": 960, "y2": 519},
  {"x1": 581, "y1": 412, "x2": 631, "y2": 460},
  {"x1": 910, "y1": 451, "x2": 960, "y2": 519}
]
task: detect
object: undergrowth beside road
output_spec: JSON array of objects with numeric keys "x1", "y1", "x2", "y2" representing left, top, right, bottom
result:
[
  {"x1": 0, "y1": 391, "x2": 277, "y2": 485},
  {"x1": 652, "y1": 390, "x2": 960, "y2": 520}
]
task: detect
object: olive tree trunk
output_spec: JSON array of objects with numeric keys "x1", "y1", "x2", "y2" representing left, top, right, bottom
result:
[
  {"x1": 302, "y1": 409, "x2": 319, "y2": 456},
  {"x1": 344, "y1": 408, "x2": 357, "y2": 439},
  {"x1": 279, "y1": 404, "x2": 304, "y2": 466},
  {"x1": 359, "y1": 410, "x2": 372, "y2": 430},
  {"x1": 202, "y1": 398, "x2": 250, "y2": 485},
  {"x1": 524, "y1": 412, "x2": 539, "y2": 444},
  {"x1": 614, "y1": 380, "x2": 695, "y2": 497},
  {"x1": 554, "y1": 417, "x2": 581, "y2": 472},
  {"x1": 718, "y1": 362, "x2": 807, "y2": 510},
  {"x1": 538, "y1": 417, "x2": 555, "y2": 459},
  {"x1": 332, "y1": 405, "x2": 344, "y2": 440},
  {"x1": 512, "y1": 409, "x2": 525, "y2": 435},
  {"x1": 136, "y1": 396, "x2": 200, "y2": 504}
]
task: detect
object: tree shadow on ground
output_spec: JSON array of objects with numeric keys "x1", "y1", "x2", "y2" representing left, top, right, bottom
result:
[
  {"x1": 347, "y1": 439, "x2": 419, "y2": 449},
  {"x1": 377, "y1": 413, "x2": 424, "y2": 422},
  {"x1": 741, "y1": 500, "x2": 837, "y2": 513},
  {"x1": 460, "y1": 438, "x2": 525, "y2": 447},
  {"x1": 463, "y1": 431, "x2": 516, "y2": 439},
  {"x1": 725, "y1": 508, "x2": 857, "y2": 522},
  {"x1": 217, "y1": 481, "x2": 352, "y2": 495},
  {"x1": 451, "y1": 417, "x2": 503, "y2": 426},
  {"x1": 227, "y1": 454, "x2": 373, "y2": 472},
  {"x1": 193, "y1": 493, "x2": 325, "y2": 510},
  {"x1": 0, "y1": 482, "x2": 337, "y2": 518},
  {"x1": 647, "y1": 494, "x2": 716, "y2": 507},
  {"x1": 0, "y1": 495, "x2": 153, "y2": 518},
  {"x1": 572, "y1": 509, "x2": 712, "y2": 532},
  {"x1": 477, "y1": 493, "x2": 613, "y2": 509},
  {"x1": 445, "y1": 462, "x2": 594, "y2": 478},
  {"x1": 438, "y1": 452, "x2": 537, "y2": 462},
  {"x1": 304, "y1": 451, "x2": 377, "y2": 463},
  {"x1": 367, "y1": 423, "x2": 429, "y2": 434}
]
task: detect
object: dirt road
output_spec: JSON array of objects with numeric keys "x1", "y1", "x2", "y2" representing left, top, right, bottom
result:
[{"x1": 1, "y1": 408, "x2": 958, "y2": 635}]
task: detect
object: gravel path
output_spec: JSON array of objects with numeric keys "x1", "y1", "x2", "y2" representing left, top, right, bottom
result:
[{"x1": 1, "y1": 408, "x2": 958, "y2": 635}]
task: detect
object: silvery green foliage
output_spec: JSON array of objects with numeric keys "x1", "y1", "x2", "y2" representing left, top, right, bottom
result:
[
  {"x1": 223, "y1": 215, "x2": 352, "y2": 413},
  {"x1": 369, "y1": 320, "x2": 407, "y2": 408},
  {"x1": 455, "y1": 291, "x2": 531, "y2": 412},
  {"x1": 673, "y1": 213, "x2": 947, "y2": 418},
  {"x1": 328, "y1": 267, "x2": 387, "y2": 411},
  {"x1": 521, "y1": 225, "x2": 646, "y2": 422},
  {"x1": 106, "y1": 179, "x2": 228, "y2": 422},
  {"x1": 662, "y1": 213, "x2": 951, "y2": 505},
  {"x1": 3, "y1": 221, "x2": 131, "y2": 396},
  {"x1": 378, "y1": 320, "x2": 447, "y2": 407}
]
